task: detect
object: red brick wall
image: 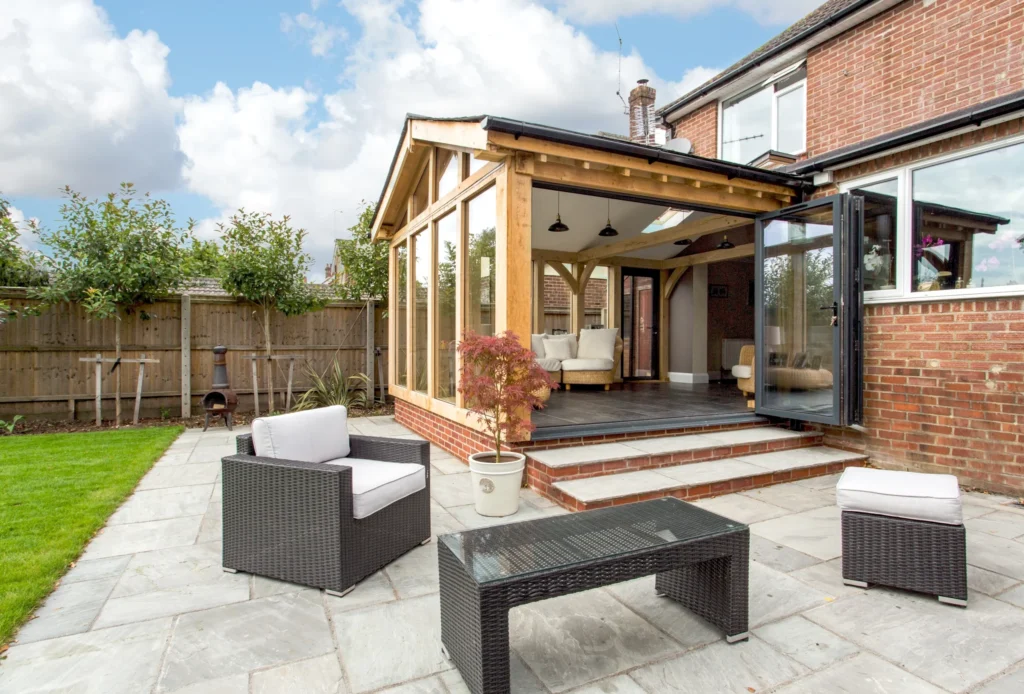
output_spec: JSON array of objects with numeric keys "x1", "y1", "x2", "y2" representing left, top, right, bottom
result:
[
  {"x1": 543, "y1": 276, "x2": 607, "y2": 310},
  {"x1": 806, "y1": 0, "x2": 1024, "y2": 157},
  {"x1": 823, "y1": 299, "x2": 1024, "y2": 495},
  {"x1": 670, "y1": 101, "x2": 718, "y2": 158}
]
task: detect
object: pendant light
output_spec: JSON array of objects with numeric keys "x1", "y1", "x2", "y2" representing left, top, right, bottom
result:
[
  {"x1": 598, "y1": 199, "x2": 618, "y2": 237},
  {"x1": 548, "y1": 192, "x2": 569, "y2": 232},
  {"x1": 717, "y1": 234, "x2": 735, "y2": 250},
  {"x1": 673, "y1": 237, "x2": 692, "y2": 247}
]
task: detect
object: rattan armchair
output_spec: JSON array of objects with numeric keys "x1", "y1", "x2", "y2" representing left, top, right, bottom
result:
[{"x1": 221, "y1": 433, "x2": 431, "y2": 596}]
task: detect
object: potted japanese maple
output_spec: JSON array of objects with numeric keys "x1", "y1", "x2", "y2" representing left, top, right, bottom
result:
[{"x1": 458, "y1": 330, "x2": 557, "y2": 516}]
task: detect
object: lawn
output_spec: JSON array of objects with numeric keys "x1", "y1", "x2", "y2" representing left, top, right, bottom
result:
[{"x1": 0, "y1": 426, "x2": 183, "y2": 645}]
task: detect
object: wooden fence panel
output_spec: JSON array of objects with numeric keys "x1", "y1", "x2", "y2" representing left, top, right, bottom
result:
[{"x1": 0, "y1": 290, "x2": 389, "y2": 421}]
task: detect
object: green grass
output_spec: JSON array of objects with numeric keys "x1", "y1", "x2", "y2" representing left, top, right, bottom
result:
[{"x1": 0, "y1": 426, "x2": 183, "y2": 645}]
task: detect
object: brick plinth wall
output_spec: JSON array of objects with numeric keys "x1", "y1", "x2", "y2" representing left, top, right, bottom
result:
[{"x1": 822, "y1": 300, "x2": 1024, "y2": 495}]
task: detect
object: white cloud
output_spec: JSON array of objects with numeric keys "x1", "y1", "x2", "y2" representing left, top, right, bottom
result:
[
  {"x1": 280, "y1": 12, "x2": 347, "y2": 57},
  {"x1": 552, "y1": 0, "x2": 824, "y2": 25},
  {"x1": 4, "y1": 204, "x2": 42, "y2": 251},
  {"x1": 0, "y1": 0, "x2": 183, "y2": 197},
  {"x1": 179, "y1": 0, "x2": 719, "y2": 278}
]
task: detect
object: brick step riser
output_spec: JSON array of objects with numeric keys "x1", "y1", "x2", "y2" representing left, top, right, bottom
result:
[
  {"x1": 526, "y1": 435, "x2": 823, "y2": 492},
  {"x1": 543, "y1": 459, "x2": 864, "y2": 512},
  {"x1": 521, "y1": 420, "x2": 772, "y2": 454}
]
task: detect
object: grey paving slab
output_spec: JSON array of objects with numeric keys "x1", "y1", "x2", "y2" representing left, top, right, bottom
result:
[
  {"x1": 749, "y1": 561, "x2": 832, "y2": 627},
  {"x1": 14, "y1": 576, "x2": 118, "y2": 644},
  {"x1": 384, "y1": 543, "x2": 439, "y2": 598},
  {"x1": 61, "y1": 555, "x2": 131, "y2": 585},
  {"x1": 445, "y1": 501, "x2": 567, "y2": 529},
  {"x1": 333, "y1": 594, "x2": 450, "y2": 693},
  {"x1": 605, "y1": 577, "x2": 722, "y2": 649},
  {"x1": 0, "y1": 618, "x2": 173, "y2": 694},
  {"x1": 81, "y1": 515, "x2": 203, "y2": 560},
  {"x1": 629, "y1": 636, "x2": 807, "y2": 694},
  {"x1": 563, "y1": 674, "x2": 647, "y2": 693},
  {"x1": 966, "y1": 511, "x2": 1024, "y2": 539},
  {"x1": 754, "y1": 615, "x2": 859, "y2": 670},
  {"x1": 429, "y1": 501, "x2": 465, "y2": 538},
  {"x1": 788, "y1": 558, "x2": 864, "y2": 599},
  {"x1": 735, "y1": 446, "x2": 864, "y2": 472},
  {"x1": 251, "y1": 653, "x2": 347, "y2": 694},
  {"x1": 771, "y1": 652, "x2": 946, "y2": 694},
  {"x1": 196, "y1": 501, "x2": 221, "y2": 544},
  {"x1": 164, "y1": 674, "x2": 249, "y2": 694},
  {"x1": 136, "y1": 462, "x2": 219, "y2": 490},
  {"x1": 750, "y1": 535, "x2": 821, "y2": 573},
  {"x1": 996, "y1": 583, "x2": 1024, "y2": 608},
  {"x1": 805, "y1": 590, "x2": 1024, "y2": 692},
  {"x1": 430, "y1": 455, "x2": 468, "y2": 475},
  {"x1": 251, "y1": 575, "x2": 319, "y2": 599},
  {"x1": 553, "y1": 470, "x2": 680, "y2": 503},
  {"x1": 750, "y1": 506, "x2": 843, "y2": 561},
  {"x1": 378, "y1": 676, "x2": 446, "y2": 693},
  {"x1": 655, "y1": 459, "x2": 769, "y2": 487},
  {"x1": 96, "y1": 580, "x2": 251, "y2": 628},
  {"x1": 439, "y1": 652, "x2": 546, "y2": 694},
  {"x1": 702, "y1": 427, "x2": 812, "y2": 446},
  {"x1": 428, "y1": 472, "x2": 475, "y2": 509},
  {"x1": 324, "y1": 570, "x2": 397, "y2": 614},
  {"x1": 107, "y1": 485, "x2": 214, "y2": 525},
  {"x1": 967, "y1": 530, "x2": 1024, "y2": 581},
  {"x1": 159, "y1": 592, "x2": 335, "y2": 692},
  {"x1": 792, "y1": 472, "x2": 842, "y2": 490},
  {"x1": 521, "y1": 488, "x2": 557, "y2": 509},
  {"x1": 968, "y1": 565, "x2": 1020, "y2": 596},
  {"x1": 509, "y1": 589, "x2": 681, "y2": 692},
  {"x1": 617, "y1": 433, "x2": 719, "y2": 454},
  {"x1": 975, "y1": 665, "x2": 1024, "y2": 693},
  {"x1": 528, "y1": 442, "x2": 644, "y2": 468},
  {"x1": 741, "y1": 481, "x2": 836, "y2": 512},
  {"x1": 693, "y1": 492, "x2": 789, "y2": 524},
  {"x1": 109, "y1": 542, "x2": 234, "y2": 598}
]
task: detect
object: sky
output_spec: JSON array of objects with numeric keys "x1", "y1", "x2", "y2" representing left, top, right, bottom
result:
[{"x1": 0, "y1": 0, "x2": 823, "y2": 279}]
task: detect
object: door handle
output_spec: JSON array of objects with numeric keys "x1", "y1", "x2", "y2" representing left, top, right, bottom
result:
[{"x1": 820, "y1": 302, "x2": 839, "y2": 327}]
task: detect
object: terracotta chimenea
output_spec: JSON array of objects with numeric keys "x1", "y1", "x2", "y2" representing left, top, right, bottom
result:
[{"x1": 201, "y1": 346, "x2": 238, "y2": 431}]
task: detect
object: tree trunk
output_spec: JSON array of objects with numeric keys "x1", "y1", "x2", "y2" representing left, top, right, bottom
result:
[
  {"x1": 263, "y1": 306, "x2": 274, "y2": 412},
  {"x1": 114, "y1": 316, "x2": 122, "y2": 427}
]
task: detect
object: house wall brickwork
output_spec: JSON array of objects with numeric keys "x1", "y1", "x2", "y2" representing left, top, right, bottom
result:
[
  {"x1": 806, "y1": 0, "x2": 1024, "y2": 158},
  {"x1": 542, "y1": 276, "x2": 607, "y2": 310},
  {"x1": 669, "y1": 102, "x2": 718, "y2": 158},
  {"x1": 822, "y1": 299, "x2": 1024, "y2": 495}
]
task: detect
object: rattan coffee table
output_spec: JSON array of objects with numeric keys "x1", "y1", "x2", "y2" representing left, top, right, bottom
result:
[{"x1": 438, "y1": 497, "x2": 750, "y2": 694}]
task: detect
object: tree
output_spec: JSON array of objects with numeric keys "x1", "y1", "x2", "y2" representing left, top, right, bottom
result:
[
  {"x1": 219, "y1": 209, "x2": 326, "y2": 410},
  {"x1": 0, "y1": 197, "x2": 48, "y2": 289},
  {"x1": 183, "y1": 237, "x2": 223, "y2": 277},
  {"x1": 332, "y1": 202, "x2": 388, "y2": 303},
  {"x1": 33, "y1": 184, "x2": 194, "y2": 424}
]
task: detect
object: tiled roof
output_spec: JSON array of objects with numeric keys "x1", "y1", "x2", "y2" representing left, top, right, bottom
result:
[
  {"x1": 179, "y1": 277, "x2": 341, "y2": 299},
  {"x1": 658, "y1": 0, "x2": 875, "y2": 118}
]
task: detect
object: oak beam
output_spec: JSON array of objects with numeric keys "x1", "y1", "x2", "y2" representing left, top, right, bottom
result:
[
  {"x1": 662, "y1": 243, "x2": 755, "y2": 269},
  {"x1": 548, "y1": 260, "x2": 578, "y2": 294},
  {"x1": 578, "y1": 215, "x2": 751, "y2": 263},
  {"x1": 664, "y1": 266, "x2": 690, "y2": 300}
]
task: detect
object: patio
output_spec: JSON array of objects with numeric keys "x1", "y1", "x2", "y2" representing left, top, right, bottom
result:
[{"x1": 3, "y1": 421, "x2": 1024, "y2": 694}]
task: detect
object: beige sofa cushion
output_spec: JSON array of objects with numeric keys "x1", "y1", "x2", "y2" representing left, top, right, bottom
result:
[
  {"x1": 543, "y1": 338, "x2": 573, "y2": 361},
  {"x1": 836, "y1": 467, "x2": 962, "y2": 525}
]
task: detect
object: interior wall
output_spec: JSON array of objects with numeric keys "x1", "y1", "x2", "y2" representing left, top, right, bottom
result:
[
  {"x1": 706, "y1": 260, "x2": 755, "y2": 376},
  {"x1": 669, "y1": 271, "x2": 694, "y2": 371}
]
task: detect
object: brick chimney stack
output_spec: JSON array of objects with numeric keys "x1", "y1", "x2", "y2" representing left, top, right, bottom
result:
[{"x1": 629, "y1": 79, "x2": 657, "y2": 145}]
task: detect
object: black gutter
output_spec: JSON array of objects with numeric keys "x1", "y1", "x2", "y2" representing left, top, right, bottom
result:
[
  {"x1": 787, "y1": 89, "x2": 1024, "y2": 175},
  {"x1": 480, "y1": 116, "x2": 811, "y2": 191},
  {"x1": 657, "y1": 0, "x2": 882, "y2": 121}
]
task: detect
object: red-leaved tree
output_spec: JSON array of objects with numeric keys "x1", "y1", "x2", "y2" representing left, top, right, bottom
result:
[{"x1": 458, "y1": 331, "x2": 558, "y2": 463}]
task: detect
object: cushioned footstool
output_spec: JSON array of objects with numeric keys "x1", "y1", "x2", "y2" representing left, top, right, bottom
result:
[{"x1": 836, "y1": 467, "x2": 967, "y2": 606}]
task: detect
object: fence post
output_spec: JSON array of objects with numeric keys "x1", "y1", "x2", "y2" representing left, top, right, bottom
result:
[
  {"x1": 94, "y1": 354, "x2": 102, "y2": 426},
  {"x1": 181, "y1": 294, "x2": 191, "y2": 418},
  {"x1": 365, "y1": 300, "x2": 375, "y2": 403}
]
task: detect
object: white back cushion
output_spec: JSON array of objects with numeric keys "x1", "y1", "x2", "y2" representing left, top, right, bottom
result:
[
  {"x1": 578, "y1": 329, "x2": 618, "y2": 360},
  {"x1": 545, "y1": 334, "x2": 577, "y2": 358},
  {"x1": 251, "y1": 405, "x2": 350, "y2": 462},
  {"x1": 531, "y1": 334, "x2": 547, "y2": 358},
  {"x1": 543, "y1": 338, "x2": 572, "y2": 361}
]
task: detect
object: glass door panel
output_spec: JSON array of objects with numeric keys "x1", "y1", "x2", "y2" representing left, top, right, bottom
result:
[
  {"x1": 621, "y1": 269, "x2": 659, "y2": 380},
  {"x1": 756, "y1": 199, "x2": 841, "y2": 423}
]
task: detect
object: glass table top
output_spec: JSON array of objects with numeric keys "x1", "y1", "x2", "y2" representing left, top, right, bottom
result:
[{"x1": 438, "y1": 498, "x2": 746, "y2": 585}]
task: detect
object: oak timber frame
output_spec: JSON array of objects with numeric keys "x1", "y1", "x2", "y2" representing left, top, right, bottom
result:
[{"x1": 372, "y1": 117, "x2": 800, "y2": 440}]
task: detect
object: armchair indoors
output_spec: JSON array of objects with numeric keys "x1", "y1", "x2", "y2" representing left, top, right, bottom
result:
[{"x1": 221, "y1": 406, "x2": 430, "y2": 596}]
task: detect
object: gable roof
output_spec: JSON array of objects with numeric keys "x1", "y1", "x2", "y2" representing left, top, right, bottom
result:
[{"x1": 657, "y1": 0, "x2": 886, "y2": 121}]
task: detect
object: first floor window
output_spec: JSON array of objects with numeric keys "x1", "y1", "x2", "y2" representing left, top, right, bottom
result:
[{"x1": 721, "y1": 66, "x2": 806, "y2": 164}]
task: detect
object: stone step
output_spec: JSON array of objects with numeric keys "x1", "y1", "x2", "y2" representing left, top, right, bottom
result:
[
  {"x1": 526, "y1": 427, "x2": 822, "y2": 492},
  {"x1": 546, "y1": 446, "x2": 866, "y2": 511}
]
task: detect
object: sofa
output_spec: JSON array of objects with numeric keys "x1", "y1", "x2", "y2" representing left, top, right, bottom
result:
[
  {"x1": 532, "y1": 329, "x2": 622, "y2": 391},
  {"x1": 733, "y1": 346, "x2": 834, "y2": 401}
]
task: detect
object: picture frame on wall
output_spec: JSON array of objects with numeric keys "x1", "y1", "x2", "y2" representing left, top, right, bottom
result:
[{"x1": 709, "y1": 284, "x2": 729, "y2": 299}]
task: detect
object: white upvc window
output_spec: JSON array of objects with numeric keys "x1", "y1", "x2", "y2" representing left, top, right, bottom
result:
[
  {"x1": 842, "y1": 133, "x2": 1024, "y2": 303},
  {"x1": 719, "y1": 65, "x2": 806, "y2": 165}
]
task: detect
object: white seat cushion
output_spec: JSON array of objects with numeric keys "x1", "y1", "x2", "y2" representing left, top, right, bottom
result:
[
  {"x1": 543, "y1": 338, "x2": 573, "y2": 361},
  {"x1": 535, "y1": 357, "x2": 562, "y2": 372},
  {"x1": 531, "y1": 334, "x2": 547, "y2": 358},
  {"x1": 251, "y1": 405, "x2": 349, "y2": 462},
  {"x1": 731, "y1": 365, "x2": 752, "y2": 379},
  {"x1": 325, "y1": 457, "x2": 426, "y2": 519},
  {"x1": 561, "y1": 358, "x2": 614, "y2": 372},
  {"x1": 578, "y1": 328, "x2": 618, "y2": 360},
  {"x1": 836, "y1": 467, "x2": 962, "y2": 525}
]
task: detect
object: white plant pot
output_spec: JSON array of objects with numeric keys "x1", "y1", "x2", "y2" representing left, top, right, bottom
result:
[{"x1": 468, "y1": 452, "x2": 526, "y2": 517}]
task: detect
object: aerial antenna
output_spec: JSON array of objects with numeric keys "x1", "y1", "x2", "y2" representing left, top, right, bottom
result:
[{"x1": 614, "y1": 23, "x2": 628, "y2": 114}]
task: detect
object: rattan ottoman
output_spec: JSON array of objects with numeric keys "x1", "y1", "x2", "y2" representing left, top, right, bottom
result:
[
  {"x1": 837, "y1": 467, "x2": 967, "y2": 606},
  {"x1": 438, "y1": 498, "x2": 749, "y2": 694}
]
